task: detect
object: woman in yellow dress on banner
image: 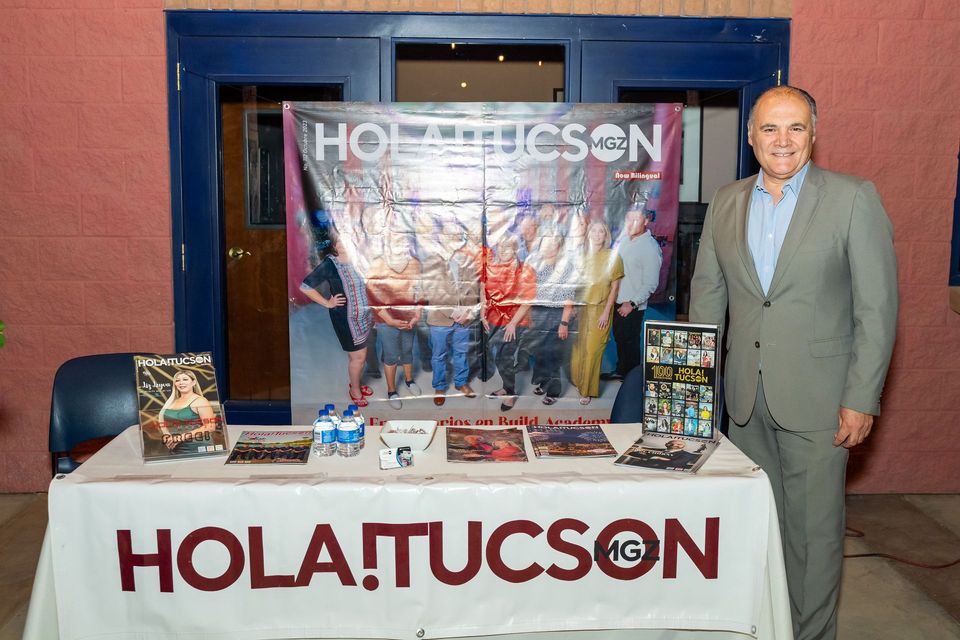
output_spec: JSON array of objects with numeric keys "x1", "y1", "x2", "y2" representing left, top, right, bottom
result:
[{"x1": 570, "y1": 221, "x2": 623, "y2": 405}]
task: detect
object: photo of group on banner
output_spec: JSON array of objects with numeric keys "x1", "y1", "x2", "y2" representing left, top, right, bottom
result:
[{"x1": 297, "y1": 198, "x2": 663, "y2": 412}]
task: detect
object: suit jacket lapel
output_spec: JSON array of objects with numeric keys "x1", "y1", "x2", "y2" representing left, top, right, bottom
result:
[
  {"x1": 768, "y1": 163, "x2": 825, "y2": 295},
  {"x1": 734, "y1": 179, "x2": 764, "y2": 296}
]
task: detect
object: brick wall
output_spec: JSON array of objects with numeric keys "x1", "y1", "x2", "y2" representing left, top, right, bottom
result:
[
  {"x1": 0, "y1": 2, "x2": 173, "y2": 491},
  {"x1": 791, "y1": 0, "x2": 960, "y2": 492},
  {"x1": 163, "y1": 0, "x2": 791, "y2": 14},
  {"x1": 2, "y1": 0, "x2": 958, "y2": 493}
]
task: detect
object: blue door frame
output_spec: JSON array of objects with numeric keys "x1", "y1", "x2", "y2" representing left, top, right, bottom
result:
[{"x1": 166, "y1": 10, "x2": 789, "y2": 424}]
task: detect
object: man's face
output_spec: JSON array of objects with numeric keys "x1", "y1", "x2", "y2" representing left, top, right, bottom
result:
[
  {"x1": 625, "y1": 211, "x2": 645, "y2": 236},
  {"x1": 388, "y1": 232, "x2": 410, "y2": 257},
  {"x1": 747, "y1": 92, "x2": 815, "y2": 186}
]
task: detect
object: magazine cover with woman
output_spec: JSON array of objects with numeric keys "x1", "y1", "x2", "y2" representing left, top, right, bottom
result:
[{"x1": 133, "y1": 352, "x2": 229, "y2": 463}]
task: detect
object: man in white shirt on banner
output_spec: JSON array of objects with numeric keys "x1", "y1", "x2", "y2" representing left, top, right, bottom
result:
[{"x1": 603, "y1": 207, "x2": 662, "y2": 380}]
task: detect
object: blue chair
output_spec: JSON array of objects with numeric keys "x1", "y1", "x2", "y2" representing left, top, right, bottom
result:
[
  {"x1": 49, "y1": 353, "x2": 144, "y2": 474},
  {"x1": 609, "y1": 365, "x2": 645, "y2": 424}
]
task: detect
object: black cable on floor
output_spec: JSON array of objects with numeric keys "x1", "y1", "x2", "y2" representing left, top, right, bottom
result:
[{"x1": 843, "y1": 526, "x2": 960, "y2": 569}]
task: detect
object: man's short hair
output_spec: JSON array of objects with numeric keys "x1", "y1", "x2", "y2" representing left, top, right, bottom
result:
[{"x1": 747, "y1": 85, "x2": 818, "y2": 132}]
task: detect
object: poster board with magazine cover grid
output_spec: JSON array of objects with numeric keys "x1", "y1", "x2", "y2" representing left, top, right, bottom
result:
[{"x1": 643, "y1": 321, "x2": 720, "y2": 440}]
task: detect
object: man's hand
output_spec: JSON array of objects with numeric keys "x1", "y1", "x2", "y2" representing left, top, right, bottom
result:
[
  {"x1": 618, "y1": 301, "x2": 633, "y2": 317},
  {"x1": 834, "y1": 407, "x2": 874, "y2": 448}
]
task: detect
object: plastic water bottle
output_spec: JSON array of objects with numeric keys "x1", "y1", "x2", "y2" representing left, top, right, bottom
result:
[
  {"x1": 337, "y1": 410, "x2": 361, "y2": 457},
  {"x1": 312, "y1": 409, "x2": 337, "y2": 457},
  {"x1": 348, "y1": 403, "x2": 365, "y2": 450},
  {"x1": 325, "y1": 403, "x2": 340, "y2": 428}
]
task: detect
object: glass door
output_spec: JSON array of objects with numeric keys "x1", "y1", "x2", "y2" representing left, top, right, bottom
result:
[
  {"x1": 396, "y1": 42, "x2": 565, "y2": 101},
  {"x1": 220, "y1": 85, "x2": 343, "y2": 403}
]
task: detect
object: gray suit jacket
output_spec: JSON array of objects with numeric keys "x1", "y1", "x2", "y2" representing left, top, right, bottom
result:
[{"x1": 689, "y1": 164, "x2": 898, "y2": 431}]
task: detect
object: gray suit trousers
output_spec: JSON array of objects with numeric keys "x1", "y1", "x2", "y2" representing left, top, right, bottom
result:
[{"x1": 729, "y1": 377, "x2": 848, "y2": 640}]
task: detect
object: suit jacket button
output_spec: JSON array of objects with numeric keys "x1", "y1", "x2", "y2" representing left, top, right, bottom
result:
[
  {"x1": 754, "y1": 341, "x2": 760, "y2": 348},
  {"x1": 763, "y1": 301, "x2": 771, "y2": 307}
]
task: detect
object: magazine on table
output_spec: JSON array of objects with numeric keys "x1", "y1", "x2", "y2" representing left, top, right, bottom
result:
[
  {"x1": 133, "y1": 352, "x2": 229, "y2": 463},
  {"x1": 446, "y1": 427, "x2": 528, "y2": 463},
  {"x1": 642, "y1": 320, "x2": 721, "y2": 440},
  {"x1": 614, "y1": 432, "x2": 718, "y2": 473},
  {"x1": 525, "y1": 424, "x2": 616, "y2": 458},
  {"x1": 225, "y1": 430, "x2": 313, "y2": 464}
]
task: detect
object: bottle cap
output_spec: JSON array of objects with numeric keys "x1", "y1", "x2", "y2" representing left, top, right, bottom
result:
[
  {"x1": 318, "y1": 409, "x2": 328, "y2": 417},
  {"x1": 343, "y1": 410, "x2": 354, "y2": 418},
  {"x1": 348, "y1": 404, "x2": 358, "y2": 412},
  {"x1": 325, "y1": 403, "x2": 336, "y2": 411}
]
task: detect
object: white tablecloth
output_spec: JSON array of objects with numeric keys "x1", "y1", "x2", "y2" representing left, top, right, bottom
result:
[{"x1": 24, "y1": 424, "x2": 792, "y2": 640}]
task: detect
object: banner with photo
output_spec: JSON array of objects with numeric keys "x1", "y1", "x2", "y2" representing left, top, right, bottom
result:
[{"x1": 283, "y1": 102, "x2": 681, "y2": 427}]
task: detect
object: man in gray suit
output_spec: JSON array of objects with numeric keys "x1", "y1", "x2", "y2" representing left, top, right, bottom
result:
[{"x1": 690, "y1": 86, "x2": 898, "y2": 640}]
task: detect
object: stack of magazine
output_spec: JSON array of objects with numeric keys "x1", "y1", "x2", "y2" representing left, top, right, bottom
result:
[{"x1": 613, "y1": 321, "x2": 721, "y2": 473}]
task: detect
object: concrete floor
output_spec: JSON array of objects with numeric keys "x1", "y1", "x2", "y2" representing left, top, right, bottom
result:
[{"x1": 1, "y1": 493, "x2": 958, "y2": 640}]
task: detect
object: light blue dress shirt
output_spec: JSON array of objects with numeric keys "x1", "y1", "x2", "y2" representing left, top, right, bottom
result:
[{"x1": 747, "y1": 162, "x2": 810, "y2": 295}]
